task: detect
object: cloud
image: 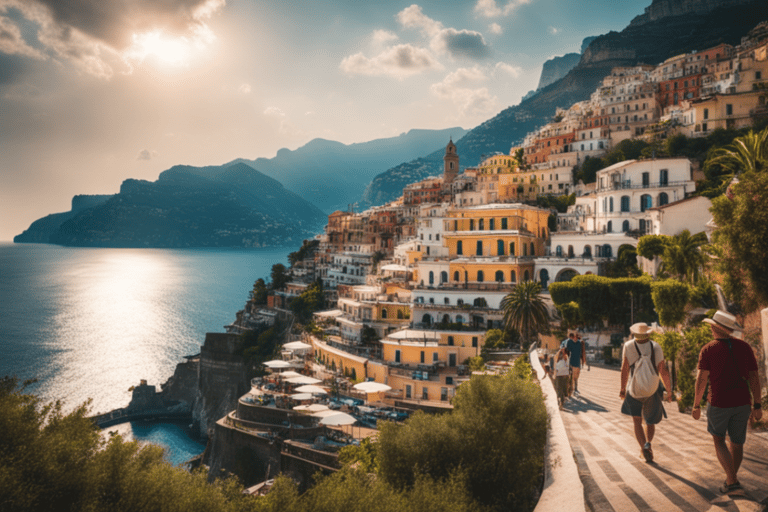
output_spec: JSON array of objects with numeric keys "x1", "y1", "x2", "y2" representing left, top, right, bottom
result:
[
  {"x1": 0, "y1": 0, "x2": 225, "y2": 79},
  {"x1": 136, "y1": 149, "x2": 156, "y2": 160},
  {"x1": 494, "y1": 61, "x2": 522, "y2": 77},
  {"x1": 474, "y1": 0, "x2": 532, "y2": 18},
  {"x1": 371, "y1": 29, "x2": 398, "y2": 47},
  {"x1": 238, "y1": 83, "x2": 251, "y2": 94},
  {"x1": 340, "y1": 43, "x2": 441, "y2": 79},
  {"x1": 397, "y1": 4, "x2": 491, "y2": 60},
  {"x1": 262, "y1": 105, "x2": 305, "y2": 138},
  {"x1": 263, "y1": 106, "x2": 285, "y2": 118},
  {"x1": 548, "y1": 26, "x2": 559, "y2": 35},
  {"x1": 488, "y1": 23, "x2": 502, "y2": 35},
  {"x1": 430, "y1": 67, "x2": 498, "y2": 116},
  {"x1": 433, "y1": 28, "x2": 490, "y2": 60}
]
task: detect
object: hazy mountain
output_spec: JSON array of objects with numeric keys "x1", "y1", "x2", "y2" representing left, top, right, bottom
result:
[
  {"x1": 20, "y1": 162, "x2": 326, "y2": 248},
  {"x1": 359, "y1": 0, "x2": 768, "y2": 209},
  {"x1": 232, "y1": 127, "x2": 467, "y2": 213},
  {"x1": 14, "y1": 195, "x2": 113, "y2": 243}
]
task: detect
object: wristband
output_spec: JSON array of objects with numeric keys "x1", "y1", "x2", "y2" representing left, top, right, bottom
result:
[{"x1": 755, "y1": 403, "x2": 762, "y2": 410}]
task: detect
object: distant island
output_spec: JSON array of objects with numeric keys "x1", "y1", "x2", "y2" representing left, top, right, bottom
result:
[{"x1": 14, "y1": 163, "x2": 326, "y2": 248}]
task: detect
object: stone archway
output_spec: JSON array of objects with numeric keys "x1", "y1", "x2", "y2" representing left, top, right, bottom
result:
[{"x1": 555, "y1": 268, "x2": 579, "y2": 282}]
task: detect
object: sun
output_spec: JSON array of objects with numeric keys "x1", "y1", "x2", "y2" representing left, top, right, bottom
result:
[{"x1": 129, "y1": 31, "x2": 192, "y2": 67}]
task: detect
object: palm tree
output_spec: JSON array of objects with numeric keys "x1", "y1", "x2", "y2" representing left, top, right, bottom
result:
[
  {"x1": 500, "y1": 280, "x2": 550, "y2": 349},
  {"x1": 660, "y1": 229, "x2": 709, "y2": 284},
  {"x1": 707, "y1": 128, "x2": 768, "y2": 195}
]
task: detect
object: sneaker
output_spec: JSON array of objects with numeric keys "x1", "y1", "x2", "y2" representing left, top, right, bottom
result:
[
  {"x1": 642, "y1": 442, "x2": 653, "y2": 463},
  {"x1": 719, "y1": 481, "x2": 742, "y2": 494}
]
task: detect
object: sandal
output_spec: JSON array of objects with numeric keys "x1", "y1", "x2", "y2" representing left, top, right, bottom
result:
[{"x1": 719, "y1": 481, "x2": 742, "y2": 494}]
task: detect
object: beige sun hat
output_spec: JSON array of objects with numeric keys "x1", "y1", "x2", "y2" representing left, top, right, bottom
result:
[
  {"x1": 629, "y1": 322, "x2": 654, "y2": 340},
  {"x1": 702, "y1": 310, "x2": 743, "y2": 338}
]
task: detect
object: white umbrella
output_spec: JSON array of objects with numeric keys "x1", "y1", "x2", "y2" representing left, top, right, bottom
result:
[
  {"x1": 284, "y1": 341, "x2": 312, "y2": 350},
  {"x1": 318, "y1": 412, "x2": 357, "y2": 426},
  {"x1": 353, "y1": 382, "x2": 391, "y2": 393},
  {"x1": 291, "y1": 393, "x2": 313, "y2": 400},
  {"x1": 311, "y1": 409, "x2": 338, "y2": 418},
  {"x1": 249, "y1": 386, "x2": 264, "y2": 396},
  {"x1": 286, "y1": 376, "x2": 322, "y2": 385},
  {"x1": 304, "y1": 404, "x2": 330, "y2": 413},
  {"x1": 293, "y1": 404, "x2": 312, "y2": 411},
  {"x1": 294, "y1": 385, "x2": 328, "y2": 395},
  {"x1": 264, "y1": 360, "x2": 290, "y2": 369},
  {"x1": 278, "y1": 371, "x2": 302, "y2": 379}
]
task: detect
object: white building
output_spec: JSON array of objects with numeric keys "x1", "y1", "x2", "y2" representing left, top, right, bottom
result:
[{"x1": 594, "y1": 158, "x2": 696, "y2": 234}]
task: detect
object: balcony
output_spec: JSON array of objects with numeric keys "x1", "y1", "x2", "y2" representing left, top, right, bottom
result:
[{"x1": 597, "y1": 179, "x2": 689, "y2": 193}]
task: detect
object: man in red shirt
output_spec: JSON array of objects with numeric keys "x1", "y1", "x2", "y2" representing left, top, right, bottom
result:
[{"x1": 692, "y1": 310, "x2": 763, "y2": 494}]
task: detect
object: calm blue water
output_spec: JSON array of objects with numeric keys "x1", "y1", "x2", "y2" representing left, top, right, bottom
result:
[{"x1": 0, "y1": 242, "x2": 292, "y2": 464}]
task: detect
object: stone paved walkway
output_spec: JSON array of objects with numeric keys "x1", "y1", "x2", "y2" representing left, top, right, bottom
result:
[{"x1": 559, "y1": 364, "x2": 768, "y2": 512}]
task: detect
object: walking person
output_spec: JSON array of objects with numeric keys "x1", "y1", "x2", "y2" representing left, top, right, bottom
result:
[
  {"x1": 619, "y1": 322, "x2": 673, "y2": 463},
  {"x1": 691, "y1": 310, "x2": 763, "y2": 494},
  {"x1": 554, "y1": 347, "x2": 570, "y2": 410},
  {"x1": 562, "y1": 331, "x2": 586, "y2": 395}
]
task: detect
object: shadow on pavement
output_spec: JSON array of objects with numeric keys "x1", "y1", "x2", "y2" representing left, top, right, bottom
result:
[
  {"x1": 563, "y1": 395, "x2": 609, "y2": 414},
  {"x1": 651, "y1": 463, "x2": 719, "y2": 502}
]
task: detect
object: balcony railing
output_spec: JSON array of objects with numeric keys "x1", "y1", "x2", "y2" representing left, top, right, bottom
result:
[{"x1": 597, "y1": 179, "x2": 689, "y2": 192}]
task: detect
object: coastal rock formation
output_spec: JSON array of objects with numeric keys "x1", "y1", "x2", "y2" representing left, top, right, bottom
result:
[
  {"x1": 17, "y1": 162, "x2": 326, "y2": 248},
  {"x1": 13, "y1": 194, "x2": 112, "y2": 243},
  {"x1": 536, "y1": 53, "x2": 582, "y2": 91},
  {"x1": 192, "y1": 333, "x2": 250, "y2": 438}
]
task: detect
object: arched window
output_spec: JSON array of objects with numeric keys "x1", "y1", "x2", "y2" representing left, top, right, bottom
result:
[
  {"x1": 622, "y1": 220, "x2": 630, "y2": 232},
  {"x1": 469, "y1": 219, "x2": 475, "y2": 230},
  {"x1": 440, "y1": 271, "x2": 448, "y2": 284},
  {"x1": 603, "y1": 244, "x2": 612, "y2": 258},
  {"x1": 621, "y1": 195, "x2": 630, "y2": 212},
  {"x1": 568, "y1": 245, "x2": 574, "y2": 258},
  {"x1": 442, "y1": 314, "x2": 450, "y2": 324},
  {"x1": 479, "y1": 218, "x2": 484, "y2": 230},
  {"x1": 556, "y1": 245, "x2": 563, "y2": 257},
  {"x1": 489, "y1": 218, "x2": 495, "y2": 230},
  {"x1": 444, "y1": 297, "x2": 450, "y2": 304},
  {"x1": 476, "y1": 241, "x2": 483, "y2": 256},
  {"x1": 523, "y1": 243, "x2": 528, "y2": 256},
  {"x1": 530, "y1": 242, "x2": 535, "y2": 256},
  {"x1": 453, "y1": 271, "x2": 460, "y2": 282},
  {"x1": 607, "y1": 221, "x2": 612, "y2": 233},
  {"x1": 429, "y1": 271, "x2": 434, "y2": 285},
  {"x1": 658, "y1": 192, "x2": 669, "y2": 206},
  {"x1": 457, "y1": 299, "x2": 464, "y2": 306},
  {"x1": 457, "y1": 240, "x2": 463, "y2": 255},
  {"x1": 609, "y1": 197, "x2": 614, "y2": 212},
  {"x1": 583, "y1": 245, "x2": 592, "y2": 258},
  {"x1": 509, "y1": 242, "x2": 515, "y2": 256},
  {"x1": 495, "y1": 270, "x2": 504, "y2": 282},
  {"x1": 639, "y1": 219, "x2": 647, "y2": 232},
  {"x1": 477, "y1": 270, "x2": 484, "y2": 282},
  {"x1": 456, "y1": 315, "x2": 464, "y2": 325},
  {"x1": 524, "y1": 270, "x2": 530, "y2": 281},
  {"x1": 640, "y1": 194, "x2": 652, "y2": 212},
  {"x1": 497, "y1": 239, "x2": 504, "y2": 255},
  {"x1": 381, "y1": 309, "x2": 388, "y2": 319},
  {"x1": 422, "y1": 314, "x2": 432, "y2": 325},
  {"x1": 501, "y1": 218, "x2": 508, "y2": 229},
  {"x1": 510, "y1": 270, "x2": 517, "y2": 282}
]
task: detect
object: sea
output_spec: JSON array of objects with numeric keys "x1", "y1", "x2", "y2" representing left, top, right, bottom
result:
[{"x1": 0, "y1": 242, "x2": 293, "y2": 465}]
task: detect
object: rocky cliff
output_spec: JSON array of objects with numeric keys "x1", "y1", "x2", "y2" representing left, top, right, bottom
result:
[
  {"x1": 537, "y1": 53, "x2": 582, "y2": 91},
  {"x1": 13, "y1": 194, "x2": 112, "y2": 243},
  {"x1": 629, "y1": 0, "x2": 752, "y2": 26}
]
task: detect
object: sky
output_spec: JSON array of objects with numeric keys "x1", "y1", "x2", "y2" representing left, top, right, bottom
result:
[{"x1": 0, "y1": 0, "x2": 650, "y2": 241}]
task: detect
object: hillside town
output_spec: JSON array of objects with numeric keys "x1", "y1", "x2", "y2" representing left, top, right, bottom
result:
[{"x1": 240, "y1": 29, "x2": 768, "y2": 404}]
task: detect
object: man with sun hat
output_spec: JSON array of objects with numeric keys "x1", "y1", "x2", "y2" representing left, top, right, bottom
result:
[{"x1": 692, "y1": 310, "x2": 762, "y2": 495}]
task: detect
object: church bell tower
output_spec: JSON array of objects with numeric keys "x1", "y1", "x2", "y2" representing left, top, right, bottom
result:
[{"x1": 443, "y1": 138, "x2": 459, "y2": 184}]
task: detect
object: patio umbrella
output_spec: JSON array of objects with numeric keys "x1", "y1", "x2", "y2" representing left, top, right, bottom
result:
[
  {"x1": 283, "y1": 341, "x2": 312, "y2": 350},
  {"x1": 318, "y1": 412, "x2": 356, "y2": 426},
  {"x1": 311, "y1": 409, "x2": 338, "y2": 418},
  {"x1": 294, "y1": 385, "x2": 328, "y2": 395},
  {"x1": 264, "y1": 360, "x2": 290, "y2": 369},
  {"x1": 291, "y1": 393, "x2": 313, "y2": 401},
  {"x1": 353, "y1": 382, "x2": 391, "y2": 393},
  {"x1": 286, "y1": 376, "x2": 322, "y2": 385},
  {"x1": 278, "y1": 371, "x2": 302, "y2": 379}
]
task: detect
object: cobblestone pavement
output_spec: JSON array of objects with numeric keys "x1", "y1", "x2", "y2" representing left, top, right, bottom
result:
[{"x1": 559, "y1": 364, "x2": 768, "y2": 512}]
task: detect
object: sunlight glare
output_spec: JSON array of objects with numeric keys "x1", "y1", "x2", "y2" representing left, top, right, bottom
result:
[{"x1": 130, "y1": 31, "x2": 192, "y2": 66}]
